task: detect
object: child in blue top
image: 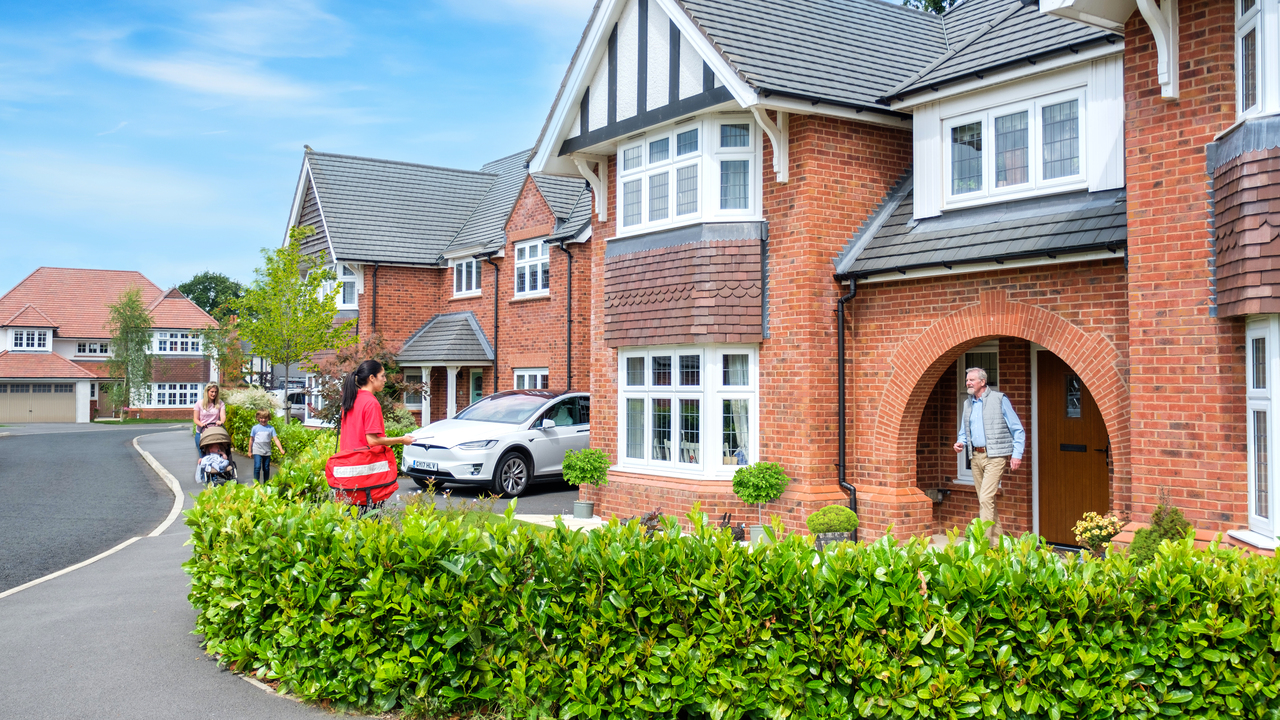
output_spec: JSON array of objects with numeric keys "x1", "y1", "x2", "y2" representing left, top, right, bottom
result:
[{"x1": 249, "y1": 410, "x2": 285, "y2": 482}]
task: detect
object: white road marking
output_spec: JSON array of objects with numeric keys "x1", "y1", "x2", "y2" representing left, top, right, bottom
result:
[{"x1": 0, "y1": 537, "x2": 142, "y2": 601}]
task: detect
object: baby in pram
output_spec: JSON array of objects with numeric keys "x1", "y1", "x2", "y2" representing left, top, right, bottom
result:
[{"x1": 197, "y1": 425, "x2": 238, "y2": 485}]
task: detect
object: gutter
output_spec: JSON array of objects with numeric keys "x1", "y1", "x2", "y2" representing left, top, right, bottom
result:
[
  {"x1": 478, "y1": 251, "x2": 500, "y2": 394},
  {"x1": 553, "y1": 239, "x2": 575, "y2": 391},
  {"x1": 836, "y1": 281, "x2": 858, "y2": 540}
]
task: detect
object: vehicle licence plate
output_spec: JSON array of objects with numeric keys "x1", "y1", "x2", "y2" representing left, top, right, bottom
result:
[{"x1": 410, "y1": 459, "x2": 437, "y2": 471}]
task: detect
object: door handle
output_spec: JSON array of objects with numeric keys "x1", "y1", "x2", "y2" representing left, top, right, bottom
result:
[
  {"x1": 1093, "y1": 448, "x2": 1107, "y2": 452},
  {"x1": 576, "y1": 429, "x2": 589, "y2": 434}
]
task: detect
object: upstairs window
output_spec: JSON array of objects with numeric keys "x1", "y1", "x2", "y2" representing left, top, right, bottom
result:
[
  {"x1": 1238, "y1": 0, "x2": 1261, "y2": 117},
  {"x1": 451, "y1": 258, "x2": 481, "y2": 298},
  {"x1": 338, "y1": 264, "x2": 358, "y2": 308},
  {"x1": 155, "y1": 331, "x2": 200, "y2": 354},
  {"x1": 76, "y1": 342, "x2": 109, "y2": 355},
  {"x1": 514, "y1": 241, "x2": 550, "y2": 297},
  {"x1": 514, "y1": 367, "x2": 549, "y2": 390},
  {"x1": 12, "y1": 329, "x2": 49, "y2": 351},
  {"x1": 943, "y1": 90, "x2": 1085, "y2": 207}
]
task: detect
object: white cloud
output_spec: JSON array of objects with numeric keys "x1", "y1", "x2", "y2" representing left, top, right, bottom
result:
[
  {"x1": 193, "y1": 0, "x2": 350, "y2": 58},
  {"x1": 96, "y1": 52, "x2": 316, "y2": 100}
]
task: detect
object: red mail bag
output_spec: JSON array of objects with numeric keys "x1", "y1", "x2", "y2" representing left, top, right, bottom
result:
[{"x1": 325, "y1": 445, "x2": 399, "y2": 506}]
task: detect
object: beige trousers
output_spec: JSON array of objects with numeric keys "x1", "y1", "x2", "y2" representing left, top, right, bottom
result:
[{"x1": 970, "y1": 451, "x2": 1006, "y2": 540}]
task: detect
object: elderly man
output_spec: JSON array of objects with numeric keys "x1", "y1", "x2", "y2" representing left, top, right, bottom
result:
[{"x1": 952, "y1": 367, "x2": 1025, "y2": 540}]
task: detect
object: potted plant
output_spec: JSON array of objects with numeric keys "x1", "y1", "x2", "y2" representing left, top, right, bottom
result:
[
  {"x1": 731, "y1": 461, "x2": 790, "y2": 542},
  {"x1": 1071, "y1": 511, "x2": 1126, "y2": 557},
  {"x1": 563, "y1": 448, "x2": 609, "y2": 519},
  {"x1": 806, "y1": 505, "x2": 859, "y2": 550}
]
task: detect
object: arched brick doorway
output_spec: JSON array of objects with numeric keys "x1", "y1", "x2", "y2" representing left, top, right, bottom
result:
[{"x1": 858, "y1": 289, "x2": 1129, "y2": 539}]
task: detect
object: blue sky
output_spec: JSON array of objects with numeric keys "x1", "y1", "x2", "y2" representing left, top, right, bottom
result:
[{"x1": 0, "y1": 0, "x2": 596, "y2": 294}]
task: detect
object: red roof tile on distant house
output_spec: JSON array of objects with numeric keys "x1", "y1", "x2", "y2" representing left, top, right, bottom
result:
[
  {"x1": 4, "y1": 304, "x2": 58, "y2": 328},
  {"x1": 0, "y1": 351, "x2": 96, "y2": 379},
  {"x1": 72, "y1": 361, "x2": 114, "y2": 379},
  {"x1": 0, "y1": 268, "x2": 215, "y2": 338}
]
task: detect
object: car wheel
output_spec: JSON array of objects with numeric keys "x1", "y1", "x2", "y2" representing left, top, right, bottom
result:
[{"x1": 493, "y1": 452, "x2": 529, "y2": 497}]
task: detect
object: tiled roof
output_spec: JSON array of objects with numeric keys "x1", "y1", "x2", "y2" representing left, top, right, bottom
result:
[
  {"x1": 888, "y1": 0, "x2": 1116, "y2": 99},
  {"x1": 836, "y1": 179, "x2": 1127, "y2": 278},
  {"x1": 72, "y1": 360, "x2": 114, "y2": 379},
  {"x1": 397, "y1": 312, "x2": 494, "y2": 364},
  {"x1": 677, "y1": 0, "x2": 946, "y2": 109},
  {"x1": 0, "y1": 350, "x2": 97, "y2": 379},
  {"x1": 304, "y1": 151, "x2": 498, "y2": 265},
  {"x1": 4, "y1": 304, "x2": 58, "y2": 328},
  {"x1": 148, "y1": 289, "x2": 216, "y2": 330},
  {"x1": 548, "y1": 187, "x2": 594, "y2": 241},
  {"x1": 0, "y1": 268, "x2": 214, "y2": 338},
  {"x1": 533, "y1": 174, "x2": 588, "y2": 220},
  {"x1": 446, "y1": 150, "x2": 532, "y2": 255}
]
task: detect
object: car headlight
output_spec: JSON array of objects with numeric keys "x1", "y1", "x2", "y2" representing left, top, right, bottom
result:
[{"x1": 455, "y1": 439, "x2": 498, "y2": 450}]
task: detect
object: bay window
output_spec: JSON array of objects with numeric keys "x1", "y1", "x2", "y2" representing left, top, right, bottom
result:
[
  {"x1": 619, "y1": 345, "x2": 757, "y2": 478},
  {"x1": 451, "y1": 258, "x2": 481, "y2": 298},
  {"x1": 514, "y1": 241, "x2": 550, "y2": 297},
  {"x1": 943, "y1": 89, "x2": 1085, "y2": 206},
  {"x1": 616, "y1": 115, "x2": 761, "y2": 236}
]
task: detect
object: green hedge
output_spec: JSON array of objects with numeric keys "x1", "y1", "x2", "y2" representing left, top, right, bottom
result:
[
  {"x1": 222, "y1": 404, "x2": 415, "y2": 469},
  {"x1": 185, "y1": 484, "x2": 1280, "y2": 718}
]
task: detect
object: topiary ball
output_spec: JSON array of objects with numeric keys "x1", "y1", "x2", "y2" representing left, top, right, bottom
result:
[{"x1": 806, "y1": 505, "x2": 859, "y2": 534}]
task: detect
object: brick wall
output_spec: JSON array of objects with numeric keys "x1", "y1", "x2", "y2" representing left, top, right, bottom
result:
[{"x1": 1125, "y1": 1, "x2": 1247, "y2": 531}]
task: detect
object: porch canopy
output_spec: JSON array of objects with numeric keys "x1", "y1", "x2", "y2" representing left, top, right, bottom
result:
[{"x1": 397, "y1": 311, "x2": 494, "y2": 418}]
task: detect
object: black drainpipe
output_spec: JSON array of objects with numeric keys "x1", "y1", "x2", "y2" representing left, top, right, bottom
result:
[
  {"x1": 371, "y1": 262, "x2": 379, "y2": 333},
  {"x1": 836, "y1": 280, "x2": 858, "y2": 539},
  {"x1": 483, "y1": 254, "x2": 500, "y2": 393},
  {"x1": 554, "y1": 239, "x2": 574, "y2": 390}
]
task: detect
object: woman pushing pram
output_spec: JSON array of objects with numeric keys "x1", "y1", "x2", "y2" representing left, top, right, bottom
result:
[{"x1": 197, "y1": 425, "x2": 238, "y2": 486}]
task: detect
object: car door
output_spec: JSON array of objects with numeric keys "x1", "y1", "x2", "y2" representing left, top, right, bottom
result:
[{"x1": 529, "y1": 397, "x2": 585, "y2": 476}]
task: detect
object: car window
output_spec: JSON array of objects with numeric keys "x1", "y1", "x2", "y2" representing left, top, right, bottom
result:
[
  {"x1": 455, "y1": 393, "x2": 548, "y2": 424},
  {"x1": 576, "y1": 396, "x2": 589, "y2": 424},
  {"x1": 543, "y1": 399, "x2": 577, "y2": 427}
]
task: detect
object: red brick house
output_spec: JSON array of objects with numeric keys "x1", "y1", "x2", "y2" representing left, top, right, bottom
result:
[
  {"x1": 0, "y1": 268, "x2": 216, "y2": 422},
  {"x1": 524, "y1": 0, "x2": 1278, "y2": 552},
  {"x1": 282, "y1": 148, "x2": 592, "y2": 425}
]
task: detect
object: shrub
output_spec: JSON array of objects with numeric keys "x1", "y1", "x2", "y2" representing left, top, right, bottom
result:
[
  {"x1": 562, "y1": 448, "x2": 609, "y2": 488},
  {"x1": 731, "y1": 461, "x2": 790, "y2": 506},
  {"x1": 185, "y1": 491, "x2": 1280, "y2": 718},
  {"x1": 223, "y1": 387, "x2": 280, "y2": 413},
  {"x1": 1127, "y1": 526, "x2": 1159, "y2": 566},
  {"x1": 1128, "y1": 503, "x2": 1194, "y2": 566},
  {"x1": 806, "y1": 505, "x2": 858, "y2": 534}
]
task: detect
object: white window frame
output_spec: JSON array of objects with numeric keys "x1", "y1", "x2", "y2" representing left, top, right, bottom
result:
[
  {"x1": 11, "y1": 329, "x2": 49, "y2": 351},
  {"x1": 954, "y1": 341, "x2": 1000, "y2": 485},
  {"x1": 513, "y1": 240, "x2": 551, "y2": 298},
  {"x1": 942, "y1": 87, "x2": 1087, "y2": 209},
  {"x1": 617, "y1": 344, "x2": 758, "y2": 480},
  {"x1": 153, "y1": 331, "x2": 201, "y2": 354},
  {"x1": 450, "y1": 258, "x2": 482, "y2": 299},
  {"x1": 336, "y1": 263, "x2": 360, "y2": 309},
  {"x1": 615, "y1": 114, "x2": 762, "y2": 238},
  {"x1": 514, "y1": 367, "x2": 549, "y2": 390},
  {"x1": 146, "y1": 382, "x2": 204, "y2": 408},
  {"x1": 76, "y1": 341, "x2": 109, "y2": 356},
  {"x1": 1247, "y1": 317, "x2": 1277, "y2": 537}
]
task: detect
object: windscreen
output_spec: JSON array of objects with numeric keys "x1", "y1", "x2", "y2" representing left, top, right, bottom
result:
[{"x1": 454, "y1": 393, "x2": 548, "y2": 424}]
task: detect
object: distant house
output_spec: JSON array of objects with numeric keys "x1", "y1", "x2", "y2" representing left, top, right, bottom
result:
[
  {"x1": 0, "y1": 268, "x2": 216, "y2": 423},
  {"x1": 282, "y1": 148, "x2": 592, "y2": 426}
]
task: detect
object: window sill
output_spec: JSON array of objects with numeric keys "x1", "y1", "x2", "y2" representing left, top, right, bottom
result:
[
  {"x1": 614, "y1": 462, "x2": 744, "y2": 482},
  {"x1": 450, "y1": 292, "x2": 482, "y2": 302},
  {"x1": 510, "y1": 292, "x2": 551, "y2": 304}
]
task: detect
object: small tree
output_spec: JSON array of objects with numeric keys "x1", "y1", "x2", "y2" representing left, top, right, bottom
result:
[
  {"x1": 732, "y1": 461, "x2": 791, "y2": 528},
  {"x1": 306, "y1": 333, "x2": 421, "y2": 427},
  {"x1": 234, "y1": 226, "x2": 356, "y2": 418},
  {"x1": 178, "y1": 271, "x2": 244, "y2": 321},
  {"x1": 105, "y1": 286, "x2": 155, "y2": 408},
  {"x1": 201, "y1": 316, "x2": 247, "y2": 387}
]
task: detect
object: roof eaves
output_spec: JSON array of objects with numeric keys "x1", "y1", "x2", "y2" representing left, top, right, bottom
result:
[
  {"x1": 852, "y1": 242, "x2": 1127, "y2": 281},
  {"x1": 669, "y1": 0, "x2": 754, "y2": 90}
]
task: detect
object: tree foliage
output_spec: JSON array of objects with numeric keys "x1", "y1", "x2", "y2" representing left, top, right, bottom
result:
[
  {"x1": 233, "y1": 226, "x2": 356, "y2": 416},
  {"x1": 179, "y1": 271, "x2": 245, "y2": 321},
  {"x1": 201, "y1": 316, "x2": 248, "y2": 387},
  {"x1": 305, "y1": 333, "x2": 420, "y2": 428},
  {"x1": 105, "y1": 286, "x2": 154, "y2": 407},
  {"x1": 903, "y1": 0, "x2": 960, "y2": 14}
]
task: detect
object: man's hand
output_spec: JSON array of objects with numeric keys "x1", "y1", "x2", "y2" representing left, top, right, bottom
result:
[
  {"x1": 953, "y1": 442, "x2": 965, "y2": 454},
  {"x1": 1010, "y1": 458, "x2": 1022, "y2": 470}
]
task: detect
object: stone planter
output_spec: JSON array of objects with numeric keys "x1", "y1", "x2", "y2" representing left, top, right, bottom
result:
[
  {"x1": 572, "y1": 500, "x2": 595, "y2": 519},
  {"x1": 749, "y1": 525, "x2": 767, "y2": 543},
  {"x1": 814, "y1": 531, "x2": 855, "y2": 551}
]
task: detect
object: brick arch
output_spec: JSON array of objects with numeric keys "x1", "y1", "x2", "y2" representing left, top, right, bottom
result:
[{"x1": 868, "y1": 288, "x2": 1129, "y2": 492}]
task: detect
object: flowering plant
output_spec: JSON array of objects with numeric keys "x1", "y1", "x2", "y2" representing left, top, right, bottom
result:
[{"x1": 1072, "y1": 511, "x2": 1125, "y2": 555}]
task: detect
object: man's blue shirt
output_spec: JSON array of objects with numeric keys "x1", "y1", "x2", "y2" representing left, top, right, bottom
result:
[{"x1": 958, "y1": 389, "x2": 1025, "y2": 459}]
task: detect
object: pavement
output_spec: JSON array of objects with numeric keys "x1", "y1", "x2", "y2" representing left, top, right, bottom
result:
[{"x1": 0, "y1": 426, "x2": 598, "y2": 718}]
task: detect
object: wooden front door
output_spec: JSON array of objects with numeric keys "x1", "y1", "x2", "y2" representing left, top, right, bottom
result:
[{"x1": 1037, "y1": 352, "x2": 1110, "y2": 545}]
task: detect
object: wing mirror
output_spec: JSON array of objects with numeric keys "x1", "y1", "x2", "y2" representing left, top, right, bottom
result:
[{"x1": 541, "y1": 418, "x2": 556, "y2": 429}]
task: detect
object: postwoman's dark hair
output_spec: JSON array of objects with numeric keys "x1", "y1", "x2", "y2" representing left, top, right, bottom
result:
[{"x1": 341, "y1": 359, "x2": 384, "y2": 415}]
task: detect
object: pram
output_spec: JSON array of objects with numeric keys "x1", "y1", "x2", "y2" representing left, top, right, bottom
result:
[{"x1": 197, "y1": 425, "x2": 239, "y2": 486}]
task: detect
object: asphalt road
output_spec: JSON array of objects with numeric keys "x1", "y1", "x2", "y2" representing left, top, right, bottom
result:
[{"x1": 0, "y1": 424, "x2": 180, "y2": 592}]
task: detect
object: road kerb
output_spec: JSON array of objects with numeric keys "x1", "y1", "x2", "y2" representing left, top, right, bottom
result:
[{"x1": 134, "y1": 433, "x2": 185, "y2": 537}]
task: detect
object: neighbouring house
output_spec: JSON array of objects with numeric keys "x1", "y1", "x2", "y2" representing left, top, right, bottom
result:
[
  {"x1": 0, "y1": 268, "x2": 216, "y2": 423},
  {"x1": 522, "y1": 0, "x2": 1277, "y2": 553},
  {"x1": 281, "y1": 147, "x2": 592, "y2": 427}
]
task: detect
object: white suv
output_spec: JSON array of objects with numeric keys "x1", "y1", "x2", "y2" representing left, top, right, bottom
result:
[{"x1": 402, "y1": 390, "x2": 590, "y2": 496}]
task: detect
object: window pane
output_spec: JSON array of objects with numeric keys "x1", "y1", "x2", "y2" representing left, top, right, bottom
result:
[
  {"x1": 995, "y1": 111, "x2": 1029, "y2": 187},
  {"x1": 723, "y1": 399, "x2": 750, "y2": 465},
  {"x1": 1241, "y1": 0, "x2": 1256, "y2": 15},
  {"x1": 723, "y1": 354, "x2": 749, "y2": 385},
  {"x1": 652, "y1": 399, "x2": 672, "y2": 461},
  {"x1": 1254, "y1": 337, "x2": 1267, "y2": 389},
  {"x1": 455, "y1": 264, "x2": 462, "y2": 293},
  {"x1": 677, "y1": 128, "x2": 698, "y2": 155},
  {"x1": 517, "y1": 266, "x2": 526, "y2": 294},
  {"x1": 649, "y1": 137, "x2": 669, "y2": 163},
  {"x1": 1256, "y1": 410, "x2": 1269, "y2": 519},
  {"x1": 342, "y1": 281, "x2": 355, "y2": 305},
  {"x1": 951, "y1": 122, "x2": 983, "y2": 194},
  {"x1": 676, "y1": 165, "x2": 698, "y2": 215},
  {"x1": 720, "y1": 160, "x2": 749, "y2": 210},
  {"x1": 516, "y1": 246, "x2": 526, "y2": 261},
  {"x1": 626, "y1": 398, "x2": 645, "y2": 459},
  {"x1": 623, "y1": 179, "x2": 642, "y2": 226},
  {"x1": 626, "y1": 356, "x2": 645, "y2": 386},
  {"x1": 649, "y1": 172, "x2": 669, "y2": 221},
  {"x1": 652, "y1": 356, "x2": 671, "y2": 386},
  {"x1": 540, "y1": 374, "x2": 548, "y2": 389},
  {"x1": 622, "y1": 146, "x2": 643, "y2": 171},
  {"x1": 516, "y1": 374, "x2": 525, "y2": 390},
  {"x1": 465, "y1": 261, "x2": 474, "y2": 291},
  {"x1": 1042, "y1": 100, "x2": 1080, "y2": 180},
  {"x1": 1242, "y1": 29, "x2": 1258, "y2": 111},
  {"x1": 679, "y1": 399, "x2": 700, "y2": 464},
  {"x1": 965, "y1": 351, "x2": 998, "y2": 388},
  {"x1": 540, "y1": 261, "x2": 549, "y2": 291},
  {"x1": 720, "y1": 123, "x2": 749, "y2": 148},
  {"x1": 679, "y1": 354, "x2": 700, "y2": 386},
  {"x1": 1066, "y1": 375, "x2": 1082, "y2": 418}
]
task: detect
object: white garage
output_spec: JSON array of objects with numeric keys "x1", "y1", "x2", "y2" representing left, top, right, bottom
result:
[{"x1": 0, "y1": 382, "x2": 78, "y2": 423}]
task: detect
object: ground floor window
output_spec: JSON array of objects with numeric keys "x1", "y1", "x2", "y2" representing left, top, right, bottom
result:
[
  {"x1": 515, "y1": 368, "x2": 549, "y2": 390},
  {"x1": 618, "y1": 345, "x2": 757, "y2": 478},
  {"x1": 1247, "y1": 316, "x2": 1277, "y2": 538},
  {"x1": 145, "y1": 382, "x2": 204, "y2": 407}
]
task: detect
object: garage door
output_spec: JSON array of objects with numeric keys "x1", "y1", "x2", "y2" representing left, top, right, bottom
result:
[{"x1": 0, "y1": 383, "x2": 77, "y2": 423}]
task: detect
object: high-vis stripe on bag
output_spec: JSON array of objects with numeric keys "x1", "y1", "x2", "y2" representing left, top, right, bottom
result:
[{"x1": 332, "y1": 461, "x2": 391, "y2": 478}]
